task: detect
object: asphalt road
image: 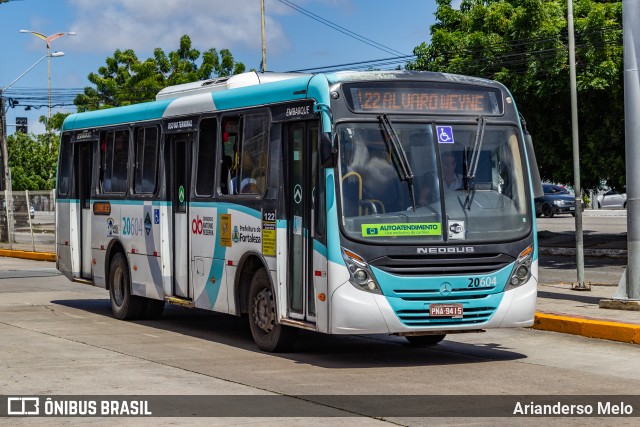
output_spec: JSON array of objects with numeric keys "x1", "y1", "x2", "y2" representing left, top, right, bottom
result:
[
  {"x1": 536, "y1": 213, "x2": 627, "y2": 235},
  {"x1": 0, "y1": 258, "x2": 638, "y2": 426}
]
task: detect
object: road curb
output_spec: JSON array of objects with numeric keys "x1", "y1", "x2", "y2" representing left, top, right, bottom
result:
[
  {"x1": 533, "y1": 312, "x2": 640, "y2": 344},
  {"x1": 0, "y1": 249, "x2": 55, "y2": 262}
]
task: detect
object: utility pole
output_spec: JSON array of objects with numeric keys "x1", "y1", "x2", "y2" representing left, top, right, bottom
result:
[
  {"x1": 603, "y1": 0, "x2": 640, "y2": 308},
  {"x1": 622, "y1": 0, "x2": 640, "y2": 301},
  {"x1": 261, "y1": 0, "x2": 267, "y2": 72},
  {"x1": 0, "y1": 92, "x2": 10, "y2": 241},
  {"x1": 0, "y1": 92, "x2": 7, "y2": 192},
  {"x1": 567, "y1": 0, "x2": 588, "y2": 291},
  {"x1": 0, "y1": 53, "x2": 65, "y2": 243}
]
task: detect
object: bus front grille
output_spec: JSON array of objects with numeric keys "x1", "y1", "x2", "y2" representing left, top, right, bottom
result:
[{"x1": 369, "y1": 253, "x2": 514, "y2": 276}]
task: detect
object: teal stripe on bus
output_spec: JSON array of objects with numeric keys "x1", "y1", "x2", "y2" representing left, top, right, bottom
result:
[
  {"x1": 63, "y1": 100, "x2": 172, "y2": 131},
  {"x1": 212, "y1": 76, "x2": 312, "y2": 110}
]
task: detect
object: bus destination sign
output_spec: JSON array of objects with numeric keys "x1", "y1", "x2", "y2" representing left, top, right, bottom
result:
[{"x1": 344, "y1": 83, "x2": 502, "y2": 115}]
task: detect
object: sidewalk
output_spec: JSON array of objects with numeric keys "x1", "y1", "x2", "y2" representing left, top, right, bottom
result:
[
  {"x1": 535, "y1": 209, "x2": 640, "y2": 344},
  {"x1": 535, "y1": 283, "x2": 640, "y2": 344}
]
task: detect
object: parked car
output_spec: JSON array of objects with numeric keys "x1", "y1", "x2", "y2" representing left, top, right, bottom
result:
[
  {"x1": 535, "y1": 184, "x2": 583, "y2": 218},
  {"x1": 597, "y1": 189, "x2": 626, "y2": 209}
]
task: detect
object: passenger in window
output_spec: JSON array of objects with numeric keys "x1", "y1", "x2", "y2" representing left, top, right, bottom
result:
[
  {"x1": 230, "y1": 154, "x2": 257, "y2": 194},
  {"x1": 441, "y1": 151, "x2": 463, "y2": 191}
]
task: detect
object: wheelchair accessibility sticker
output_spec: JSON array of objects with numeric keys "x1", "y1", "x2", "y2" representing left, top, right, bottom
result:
[{"x1": 436, "y1": 126, "x2": 454, "y2": 144}]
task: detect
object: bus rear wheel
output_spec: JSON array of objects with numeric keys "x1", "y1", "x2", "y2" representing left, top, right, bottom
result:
[
  {"x1": 405, "y1": 334, "x2": 446, "y2": 346},
  {"x1": 248, "y1": 267, "x2": 297, "y2": 352},
  {"x1": 109, "y1": 252, "x2": 146, "y2": 320}
]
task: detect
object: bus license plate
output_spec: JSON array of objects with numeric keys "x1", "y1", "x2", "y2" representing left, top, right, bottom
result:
[{"x1": 430, "y1": 304, "x2": 463, "y2": 318}]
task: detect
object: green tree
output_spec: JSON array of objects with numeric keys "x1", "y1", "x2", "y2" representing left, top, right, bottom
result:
[
  {"x1": 74, "y1": 35, "x2": 246, "y2": 112},
  {"x1": 7, "y1": 131, "x2": 59, "y2": 191},
  {"x1": 408, "y1": 0, "x2": 623, "y2": 190},
  {"x1": 40, "y1": 112, "x2": 71, "y2": 133}
]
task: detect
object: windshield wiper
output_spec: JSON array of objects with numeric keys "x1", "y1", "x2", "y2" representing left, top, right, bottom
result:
[
  {"x1": 379, "y1": 114, "x2": 416, "y2": 211},
  {"x1": 464, "y1": 116, "x2": 486, "y2": 209}
]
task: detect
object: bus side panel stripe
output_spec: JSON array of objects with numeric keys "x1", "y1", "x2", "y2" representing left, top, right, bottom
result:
[{"x1": 212, "y1": 77, "x2": 310, "y2": 110}]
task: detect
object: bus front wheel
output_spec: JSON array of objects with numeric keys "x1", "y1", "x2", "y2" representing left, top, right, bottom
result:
[
  {"x1": 109, "y1": 252, "x2": 146, "y2": 320},
  {"x1": 248, "y1": 267, "x2": 297, "y2": 352},
  {"x1": 405, "y1": 334, "x2": 446, "y2": 346}
]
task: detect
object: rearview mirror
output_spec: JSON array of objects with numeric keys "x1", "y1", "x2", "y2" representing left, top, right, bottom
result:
[{"x1": 320, "y1": 132, "x2": 336, "y2": 168}]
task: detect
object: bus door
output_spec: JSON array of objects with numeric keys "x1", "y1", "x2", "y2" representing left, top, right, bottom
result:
[
  {"x1": 74, "y1": 142, "x2": 94, "y2": 279},
  {"x1": 286, "y1": 120, "x2": 323, "y2": 322},
  {"x1": 169, "y1": 133, "x2": 193, "y2": 299}
]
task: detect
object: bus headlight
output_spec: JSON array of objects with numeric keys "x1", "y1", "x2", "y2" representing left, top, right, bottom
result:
[
  {"x1": 342, "y1": 248, "x2": 382, "y2": 294},
  {"x1": 506, "y1": 245, "x2": 533, "y2": 290}
]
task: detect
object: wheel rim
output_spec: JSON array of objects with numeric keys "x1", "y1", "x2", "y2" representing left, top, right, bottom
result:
[
  {"x1": 113, "y1": 266, "x2": 125, "y2": 307},
  {"x1": 253, "y1": 287, "x2": 275, "y2": 334}
]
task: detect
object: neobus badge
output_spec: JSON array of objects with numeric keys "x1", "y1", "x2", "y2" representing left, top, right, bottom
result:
[{"x1": 417, "y1": 247, "x2": 475, "y2": 254}]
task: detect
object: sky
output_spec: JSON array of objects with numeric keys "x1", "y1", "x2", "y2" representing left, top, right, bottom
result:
[{"x1": 0, "y1": 0, "x2": 449, "y2": 135}]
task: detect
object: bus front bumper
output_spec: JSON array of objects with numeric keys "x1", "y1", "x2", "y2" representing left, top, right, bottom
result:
[{"x1": 330, "y1": 275, "x2": 537, "y2": 335}]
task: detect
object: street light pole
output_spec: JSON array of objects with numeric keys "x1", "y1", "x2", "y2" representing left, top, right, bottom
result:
[
  {"x1": 0, "y1": 52, "x2": 63, "y2": 242},
  {"x1": 19, "y1": 30, "x2": 76, "y2": 135},
  {"x1": 0, "y1": 52, "x2": 64, "y2": 193}
]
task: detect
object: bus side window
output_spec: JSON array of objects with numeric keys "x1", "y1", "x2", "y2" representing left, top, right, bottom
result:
[
  {"x1": 100, "y1": 131, "x2": 113, "y2": 194},
  {"x1": 57, "y1": 133, "x2": 72, "y2": 197},
  {"x1": 196, "y1": 118, "x2": 217, "y2": 197},
  {"x1": 100, "y1": 130, "x2": 129, "y2": 194},
  {"x1": 134, "y1": 126, "x2": 159, "y2": 194},
  {"x1": 240, "y1": 114, "x2": 269, "y2": 194}
]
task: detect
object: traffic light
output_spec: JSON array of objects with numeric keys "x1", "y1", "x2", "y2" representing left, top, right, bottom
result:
[{"x1": 15, "y1": 117, "x2": 27, "y2": 134}]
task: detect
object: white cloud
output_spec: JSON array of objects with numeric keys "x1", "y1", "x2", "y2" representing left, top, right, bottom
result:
[{"x1": 66, "y1": 0, "x2": 294, "y2": 57}]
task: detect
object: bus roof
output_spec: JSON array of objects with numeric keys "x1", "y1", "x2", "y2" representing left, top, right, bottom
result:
[{"x1": 62, "y1": 70, "x2": 505, "y2": 132}]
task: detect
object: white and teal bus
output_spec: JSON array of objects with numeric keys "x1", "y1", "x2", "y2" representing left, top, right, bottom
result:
[{"x1": 56, "y1": 70, "x2": 541, "y2": 352}]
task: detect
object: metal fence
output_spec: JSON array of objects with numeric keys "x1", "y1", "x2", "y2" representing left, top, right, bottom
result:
[{"x1": 0, "y1": 190, "x2": 55, "y2": 253}]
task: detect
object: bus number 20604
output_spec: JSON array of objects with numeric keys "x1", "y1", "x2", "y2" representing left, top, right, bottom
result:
[{"x1": 468, "y1": 276, "x2": 497, "y2": 288}]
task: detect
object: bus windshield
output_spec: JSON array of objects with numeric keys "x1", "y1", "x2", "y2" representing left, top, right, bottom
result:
[{"x1": 336, "y1": 121, "x2": 531, "y2": 244}]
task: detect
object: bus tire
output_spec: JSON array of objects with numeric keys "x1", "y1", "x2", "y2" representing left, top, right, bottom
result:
[
  {"x1": 109, "y1": 252, "x2": 146, "y2": 320},
  {"x1": 143, "y1": 298, "x2": 165, "y2": 320},
  {"x1": 405, "y1": 334, "x2": 446, "y2": 346},
  {"x1": 248, "y1": 267, "x2": 297, "y2": 352}
]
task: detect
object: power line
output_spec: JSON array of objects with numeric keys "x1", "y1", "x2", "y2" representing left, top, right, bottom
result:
[
  {"x1": 3, "y1": 24, "x2": 622, "y2": 109},
  {"x1": 276, "y1": 0, "x2": 407, "y2": 57}
]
